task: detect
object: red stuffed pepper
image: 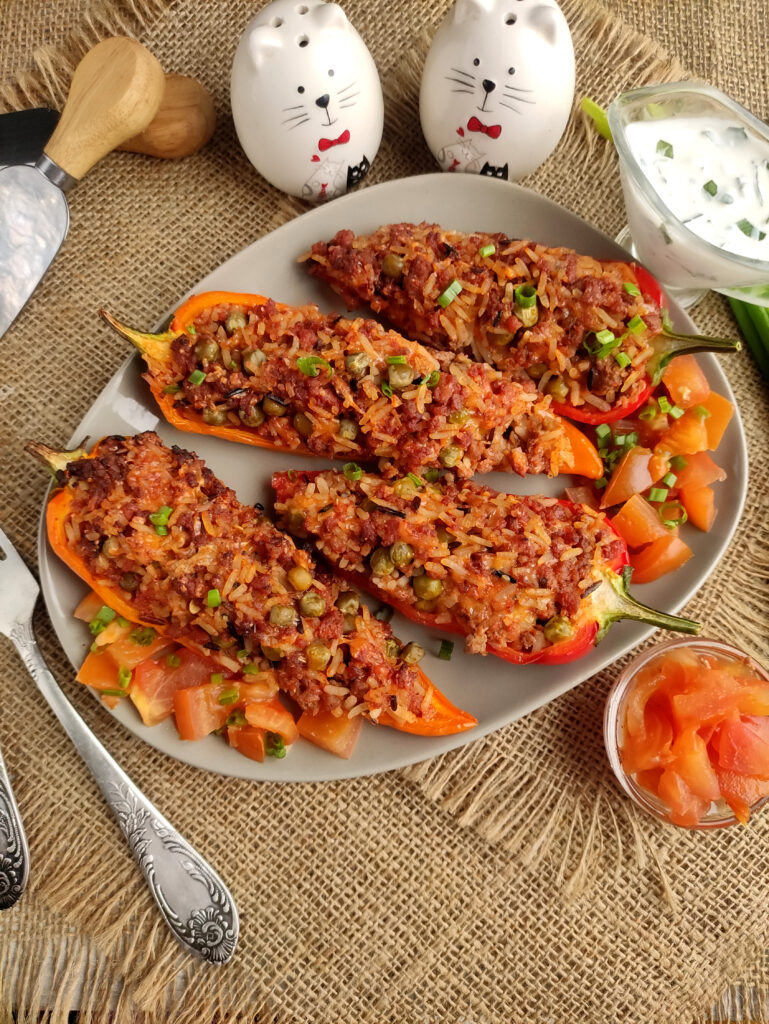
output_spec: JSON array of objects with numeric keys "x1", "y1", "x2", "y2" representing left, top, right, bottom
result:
[
  {"x1": 302, "y1": 222, "x2": 739, "y2": 424},
  {"x1": 272, "y1": 468, "x2": 700, "y2": 665}
]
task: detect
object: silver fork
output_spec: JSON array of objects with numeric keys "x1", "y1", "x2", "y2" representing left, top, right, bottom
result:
[{"x1": 0, "y1": 524, "x2": 239, "y2": 961}]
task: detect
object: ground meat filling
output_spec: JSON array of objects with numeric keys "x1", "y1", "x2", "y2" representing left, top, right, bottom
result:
[
  {"x1": 60, "y1": 432, "x2": 426, "y2": 718},
  {"x1": 274, "y1": 470, "x2": 625, "y2": 657},
  {"x1": 303, "y1": 222, "x2": 664, "y2": 416},
  {"x1": 149, "y1": 299, "x2": 575, "y2": 479}
]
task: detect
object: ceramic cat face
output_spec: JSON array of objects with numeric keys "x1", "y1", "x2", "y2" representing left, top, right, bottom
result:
[
  {"x1": 231, "y1": 0, "x2": 383, "y2": 201},
  {"x1": 419, "y1": 0, "x2": 575, "y2": 181}
]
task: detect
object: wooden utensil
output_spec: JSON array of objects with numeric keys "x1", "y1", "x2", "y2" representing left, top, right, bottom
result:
[{"x1": 119, "y1": 72, "x2": 216, "y2": 158}]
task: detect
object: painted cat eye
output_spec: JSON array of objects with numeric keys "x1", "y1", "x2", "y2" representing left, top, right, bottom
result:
[
  {"x1": 297, "y1": 86, "x2": 305, "y2": 93},
  {"x1": 473, "y1": 58, "x2": 480, "y2": 66}
]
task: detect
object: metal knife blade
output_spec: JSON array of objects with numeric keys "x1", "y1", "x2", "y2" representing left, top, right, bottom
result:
[
  {"x1": 0, "y1": 162, "x2": 70, "y2": 337},
  {"x1": 0, "y1": 108, "x2": 59, "y2": 169}
]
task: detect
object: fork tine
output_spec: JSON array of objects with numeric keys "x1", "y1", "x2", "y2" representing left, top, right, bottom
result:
[{"x1": 0, "y1": 523, "x2": 30, "y2": 574}]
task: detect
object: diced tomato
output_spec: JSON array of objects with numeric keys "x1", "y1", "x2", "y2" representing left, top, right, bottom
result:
[
  {"x1": 600, "y1": 447, "x2": 653, "y2": 509},
  {"x1": 671, "y1": 452, "x2": 726, "y2": 491},
  {"x1": 715, "y1": 715, "x2": 769, "y2": 779},
  {"x1": 654, "y1": 409, "x2": 709, "y2": 457},
  {"x1": 74, "y1": 591, "x2": 108, "y2": 622},
  {"x1": 672, "y1": 674, "x2": 769, "y2": 728},
  {"x1": 227, "y1": 725, "x2": 266, "y2": 762},
  {"x1": 297, "y1": 709, "x2": 363, "y2": 759},
  {"x1": 679, "y1": 485, "x2": 716, "y2": 532},
  {"x1": 662, "y1": 354, "x2": 710, "y2": 409},
  {"x1": 621, "y1": 699, "x2": 674, "y2": 774},
  {"x1": 669, "y1": 729, "x2": 720, "y2": 803},
  {"x1": 244, "y1": 698, "x2": 299, "y2": 745},
  {"x1": 698, "y1": 392, "x2": 734, "y2": 449},
  {"x1": 131, "y1": 648, "x2": 216, "y2": 727},
  {"x1": 714, "y1": 768, "x2": 769, "y2": 825},
  {"x1": 76, "y1": 650, "x2": 124, "y2": 693},
  {"x1": 648, "y1": 452, "x2": 670, "y2": 483},
  {"x1": 657, "y1": 768, "x2": 710, "y2": 827},
  {"x1": 174, "y1": 683, "x2": 232, "y2": 741},
  {"x1": 629, "y1": 535, "x2": 693, "y2": 583},
  {"x1": 565, "y1": 485, "x2": 599, "y2": 510},
  {"x1": 97, "y1": 623, "x2": 171, "y2": 669},
  {"x1": 611, "y1": 494, "x2": 671, "y2": 548}
]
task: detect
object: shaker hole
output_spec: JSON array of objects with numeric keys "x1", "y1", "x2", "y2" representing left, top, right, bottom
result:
[
  {"x1": 505, "y1": 13, "x2": 516, "y2": 23},
  {"x1": 297, "y1": 4, "x2": 309, "y2": 11},
  {"x1": 270, "y1": 16, "x2": 284, "y2": 26},
  {"x1": 298, "y1": 34, "x2": 309, "y2": 46}
]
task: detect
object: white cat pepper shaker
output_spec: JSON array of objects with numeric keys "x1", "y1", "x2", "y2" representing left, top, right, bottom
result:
[
  {"x1": 231, "y1": 0, "x2": 383, "y2": 201},
  {"x1": 419, "y1": 0, "x2": 575, "y2": 181}
]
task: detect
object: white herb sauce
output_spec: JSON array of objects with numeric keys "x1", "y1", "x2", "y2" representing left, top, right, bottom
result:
[{"x1": 626, "y1": 117, "x2": 769, "y2": 261}]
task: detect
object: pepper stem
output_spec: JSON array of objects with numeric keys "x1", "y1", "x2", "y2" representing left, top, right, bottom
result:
[
  {"x1": 26, "y1": 440, "x2": 89, "y2": 477},
  {"x1": 98, "y1": 308, "x2": 176, "y2": 362},
  {"x1": 649, "y1": 318, "x2": 741, "y2": 385},
  {"x1": 595, "y1": 565, "x2": 700, "y2": 642}
]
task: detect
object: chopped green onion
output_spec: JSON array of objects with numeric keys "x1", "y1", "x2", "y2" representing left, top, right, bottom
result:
[
  {"x1": 117, "y1": 616, "x2": 129, "y2": 628},
  {"x1": 343, "y1": 462, "x2": 363, "y2": 481},
  {"x1": 703, "y1": 180, "x2": 718, "y2": 197},
  {"x1": 387, "y1": 355, "x2": 407, "y2": 365},
  {"x1": 656, "y1": 139, "x2": 674, "y2": 158},
  {"x1": 594, "y1": 477, "x2": 608, "y2": 489},
  {"x1": 614, "y1": 351, "x2": 631, "y2": 369},
  {"x1": 210, "y1": 673, "x2": 223, "y2": 685},
  {"x1": 623, "y1": 431, "x2": 639, "y2": 447},
  {"x1": 243, "y1": 663, "x2": 260, "y2": 675},
  {"x1": 662, "y1": 472, "x2": 678, "y2": 487},
  {"x1": 217, "y1": 686, "x2": 240, "y2": 705},
  {"x1": 166, "y1": 653, "x2": 181, "y2": 668},
  {"x1": 90, "y1": 640, "x2": 100, "y2": 654},
  {"x1": 129, "y1": 626, "x2": 157, "y2": 646},
  {"x1": 670, "y1": 455, "x2": 688, "y2": 471},
  {"x1": 437, "y1": 279, "x2": 462, "y2": 308},
  {"x1": 669, "y1": 404, "x2": 685, "y2": 420},
  {"x1": 237, "y1": 649, "x2": 248, "y2": 660},
  {"x1": 188, "y1": 369, "x2": 206, "y2": 386},
  {"x1": 118, "y1": 666, "x2": 132, "y2": 689},
  {"x1": 737, "y1": 218, "x2": 767, "y2": 240},
  {"x1": 639, "y1": 402, "x2": 658, "y2": 422},
  {"x1": 163, "y1": 384, "x2": 182, "y2": 394},
  {"x1": 437, "y1": 639, "x2": 454, "y2": 661},
  {"x1": 693, "y1": 404, "x2": 711, "y2": 420},
  {"x1": 648, "y1": 487, "x2": 669, "y2": 503},
  {"x1": 424, "y1": 370, "x2": 440, "y2": 388},
  {"x1": 658, "y1": 501, "x2": 688, "y2": 528},
  {"x1": 613, "y1": 433, "x2": 628, "y2": 447},
  {"x1": 101, "y1": 689, "x2": 129, "y2": 698},
  {"x1": 297, "y1": 355, "x2": 333, "y2": 377},
  {"x1": 658, "y1": 396, "x2": 671, "y2": 414},
  {"x1": 623, "y1": 281, "x2": 641, "y2": 297},
  {"x1": 580, "y1": 97, "x2": 612, "y2": 141},
  {"x1": 88, "y1": 605, "x2": 116, "y2": 636},
  {"x1": 595, "y1": 423, "x2": 612, "y2": 443},
  {"x1": 478, "y1": 244, "x2": 496, "y2": 258},
  {"x1": 227, "y1": 710, "x2": 247, "y2": 727},
  {"x1": 514, "y1": 284, "x2": 538, "y2": 308},
  {"x1": 595, "y1": 329, "x2": 615, "y2": 345},
  {"x1": 381, "y1": 381, "x2": 393, "y2": 398},
  {"x1": 149, "y1": 505, "x2": 173, "y2": 527},
  {"x1": 627, "y1": 315, "x2": 646, "y2": 333},
  {"x1": 186, "y1": 324, "x2": 196, "y2": 335},
  {"x1": 266, "y1": 732, "x2": 286, "y2": 759},
  {"x1": 207, "y1": 588, "x2": 221, "y2": 608},
  {"x1": 155, "y1": 525, "x2": 168, "y2": 536},
  {"x1": 406, "y1": 472, "x2": 423, "y2": 488},
  {"x1": 424, "y1": 468, "x2": 440, "y2": 483}
]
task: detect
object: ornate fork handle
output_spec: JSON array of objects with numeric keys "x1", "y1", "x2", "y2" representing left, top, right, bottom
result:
[
  {"x1": 0, "y1": 746, "x2": 29, "y2": 910},
  {"x1": 9, "y1": 621, "x2": 238, "y2": 961}
]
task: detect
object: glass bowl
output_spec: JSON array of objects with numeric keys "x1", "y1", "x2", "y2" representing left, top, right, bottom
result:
[
  {"x1": 604, "y1": 637, "x2": 769, "y2": 829},
  {"x1": 608, "y1": 81, "x2": 769, "y2": 308}
]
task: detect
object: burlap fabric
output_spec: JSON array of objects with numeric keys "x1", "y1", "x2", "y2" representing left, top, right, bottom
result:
[{"x1": 1, "y1": 1, "x2": 768, "y2": 1021}]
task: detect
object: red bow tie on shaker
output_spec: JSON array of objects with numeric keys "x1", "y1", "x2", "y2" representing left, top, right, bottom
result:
[
  {"x1": 467, "y1": 116, "x2": 502, "y2": 139},
  {"x1": 318, "y1": 129, "x2": 351, "y2": 152}
]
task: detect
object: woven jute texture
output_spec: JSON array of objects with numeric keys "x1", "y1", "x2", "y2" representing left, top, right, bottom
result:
[{"x1": 1, "y1": 1, "x2": 769, "y2": 1021}]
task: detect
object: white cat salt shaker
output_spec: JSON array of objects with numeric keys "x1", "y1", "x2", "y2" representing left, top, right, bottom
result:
[
  {"x1": 231, "y1": 0, "x2": 383, "y2": 201},
  {"x1": 419, "y1": 0, "x2": 575, "y2": 181}
]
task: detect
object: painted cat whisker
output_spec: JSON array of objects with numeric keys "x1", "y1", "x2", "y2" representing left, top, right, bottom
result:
[
  {"x1": 502, "y1": 94, "x2": 536, "y2": 105},
  {"x1": 450, "y1": 67, "x2": 475, "y2": 79},
  {"x1": 287, "y1": 117, "x2": 311, "y2": 131},
  {"x1": 503, "y1": 85, "x2": 534, "y2": 94},
  {"x1": 282, "y1": 104, "x2": 307, "y2": 112},
  {"x1": 338, "y1": 90, "x2": 360, "y2": 102},
  {"x1": 337, "y1": 81, "x2": 358, "y2": 96},
  {"x1": 445, "y1": 76, "x2": 478, "y2": 88},
  {"x1": 498, "y1": 101, "x2": 522, "y2": 114},
  {"x1": 282, "y1": 112, "x2": 311, "y2": 124},
  {"x1": 450, "y1": 88, "x2": 474, "y2": 95}
]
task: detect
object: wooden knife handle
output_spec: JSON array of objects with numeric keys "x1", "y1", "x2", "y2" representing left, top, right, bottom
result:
[
  {"x1": 118, "y1": 74, "x2": 216, "y2": 159},
  {"x1": 43, "y1": 37, "x2": 165, "y2": 180}
]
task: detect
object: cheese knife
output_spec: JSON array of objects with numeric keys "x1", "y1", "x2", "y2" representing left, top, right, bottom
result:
[{"x1": 0, "y1": 37, "x2": 165, "y2": 340}]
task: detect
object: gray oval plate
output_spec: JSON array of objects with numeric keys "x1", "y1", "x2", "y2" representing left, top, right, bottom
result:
[{"x1": 38, "y1": 173, "x2": 747, "y2": 782}]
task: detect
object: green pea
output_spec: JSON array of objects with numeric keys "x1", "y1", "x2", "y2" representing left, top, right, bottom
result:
[
  {"x1": 102, "y1": 537, "x2": 120, "y2": 557},
  {"x1": 269, "y1": 604, "x2": 295, "y2": 627},
  {"x1": 390, "y1": 541, "x2": 414, "y2": 568},
  {"x1": 401, "y1": 641, "x2": 425, "y2": 665},
  {"x1": 526, "y1": 362, "x2": 549, "y2": 381},
  {"x1": 545, "y1": 377, "x2": 569, "y2": 402},
  {"x1": 335, "y1": 591, "x2": 360, "y2": 615},
  {"x1": 385, "y1": 638, "x2": 401, "y2": 660},
  {"x1": 225, "y1": 309, "x2": 247, "y2": 333},
  {"x1": 388, "y1": 363, "x2": 415, "y2": 390},
  {"x1": 202, "y1": 407, "x2": 228, "y2": 426},
  {"x1": 382, "y1": 252, "x2": 404, "y2": 277},
  {"x1": 299, "y1": 591, "x2": 326, "y2": 618},
  {"x1": 338, "y1": 418, "x2": 358, "y2": 440},
  {"x1": 242, "y1": 349, "x2": 267, "y2": 374},
  {"x1": 413, "y1": 575, "x2": 444, "y2": 600},
  {"x1": 370, "y1": 547, "x2": 395, "y2": 576},
  {"x1": 194, "y1": 338, "x2": 220, "y2": 363},
  {"x1": 345, "y1": 352, "x2": 370, "y2": 378},
  {"x1": 119, "y1": 572, "x2": 140, "y2": 592},
  {"x1": 286, "y1": 511, "x2": 305, "y2": 535},
  {"x1": 448, "y1": 409, "x2": 469, "y2": 425},
  {"x1": 287, "y1": 566, "x2": 313, "y2": 592},
  {"x1": 439, "y1": 444, "x2": 462, "y2": 468},
  {"x1": 263, "y1": 396, "x2": 288, "y2": 417},
  {"x1": 515, "y1": 303, "x2": 539, "y2": 328},
  {"x1": 393, "y1": 478, "x2": 417, "y2": 500},
  {"x1": 261, "y1": 644, "x2": 285, "y2": 661},
  {"x1": 306, "y1": 641, "x2": 332, "y2": 672},
  {"x1": 293, "y1": 412, "x2": 314, "y2": 436},
  {"x1": 543, "y1": 615, "x2": 574, "y2": 644},
  {"x1": 239, "y1": 404, "x2": 265, "y2": 427}
]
